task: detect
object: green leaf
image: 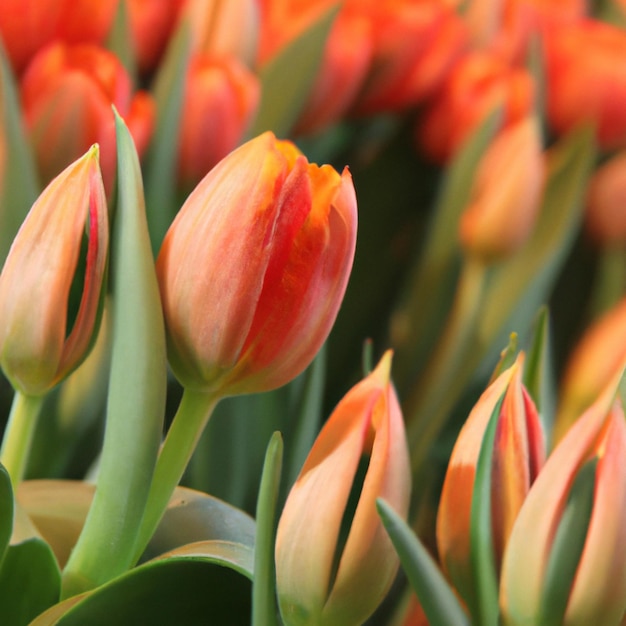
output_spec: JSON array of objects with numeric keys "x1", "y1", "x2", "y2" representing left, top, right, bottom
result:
[
  {"x1": 60, "y1": 111, "x2": 167, "y2": 597},
  {"x1": 0, "y1": 463, "x2": 13, "y2": 564},
  {"x1": 252, "y1": 433, "x2": 283, "y2": 626},
  {"x1": 247, "y1": 4, "x2": 339, "y2": 138},
  {"x1": 0, "y1": 538, "x2": 60, "y2": 626},
  {"x1": 537, "y1": 459, "x2": 597, "y2": 626},
  {"x1": 36, "y1": 547, "x2": 254, "y2": 626},
  {"x1": 523, "y1": 307, "x2": 556, "y2": 440},
  {"x1": 469, "y1": 396, "x2": 503, "y2": 626},
  {"x1": 489, "y1": 333, "x2": 519, "y2": 384},
  {"x1": 377, "y1": 499, "x2": 469, "y2": 626},
  {"x1": 144, "y1": 17, "x2": 192, "y2": 253},
  {"x1": 0, "y1": 39, "x2": 39, "y2": 265},
  {"x1": 106, "y1": 0, "x2": 138, "y2": 81}
]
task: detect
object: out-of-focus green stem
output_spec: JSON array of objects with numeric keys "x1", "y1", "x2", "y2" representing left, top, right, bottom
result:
[
  {"x1": 0, "y1": 391, "x2": 45, "y2": 485},
  {"x1": 405, "y1": 258, "x2": 488, "y2": 482},
  {"x1": 132, "y1": 388, "x2": 220, "y2": 564}
]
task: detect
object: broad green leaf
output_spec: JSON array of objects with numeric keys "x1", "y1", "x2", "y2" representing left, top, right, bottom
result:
[
  {"x1": 0, "y1": 40, "x2": 39, "y2": 266},
  {"x1": 61, "y1": 112, "x2": 167, "y2": 597},
  {"x1": 0, "y1": 463, "x2": 12, "y2": 564},
  {"x1": 0, "y1": 538, "x2": 60, "y2": 626},
  {"x1": 391, "y1": 109, "x2": 501, "y2": 393},
  {"x1": 469, "y1": 396, "x2": 503, "y2": 626},
  {"x1": 144, "y1": 17, "x2": 192, "y2": 253},
  {"x1": 252, "y1": 433, "x2": 283, "y2": 626},
  {"x1": 35, "y1": 545, "x2": 253, "y2": 626},
  {"x1": 247, "y1": 4, "x2": 339, "y2": 138},
  {"x1": 377, "y1": 499, "x2": 469, "y2": 626},
  {"x1": 537, "y1": 459, "x2": 596, "y2": 626}
]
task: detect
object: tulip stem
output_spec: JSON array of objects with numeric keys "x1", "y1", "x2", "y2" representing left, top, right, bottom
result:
[
  {"x1": 405, "y1": 258, "x2": 488, "y2": 482},
  {"x1": 0, "y1": 391, "x2": 45, "y2": 485},
  {"x1": 132, "y1": 387, "x2": 220, "y2": 563}
]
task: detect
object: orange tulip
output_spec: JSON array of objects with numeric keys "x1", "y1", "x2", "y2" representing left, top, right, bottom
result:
[
  {"x1": 500, "y1": 373, "x2": 626, "y2": 625},
  {"x1": 275, "y1": 352, "x2": 411, "y2": 626},
  {"x1": 417, "y1": 51, "x2": 535, "y2": 163},
  {"x1": 156, "y1": 131, "x2": 357, "y2": 395},
  {"x1": 584, "y1": 150, "x2": 626, "y2": 245},
  {"x1": 437, "y1": 354, "x2": 545, "y2": 610},
  {"x1": 544, "y1": 19, "x2": 626, "y2": 151},
  {"x1": 0, "y1": 0, "x2": 118, "y2": 75},
  {"x1": 126, "y1": 0, "x2": 187, "y2": 75},
  {"x1": 177, "y1": 53, "x2": 260, "y2": 190},
  {"x1": 0, "y1": 146, "x2": 108, "y2": 395},
  {"x1": 554, "y1": 296, "x2": 626, "y2": 443},
  {"x1": 20, "y1": 42, "x2": 155, "y2": 190},
  {"x1": 459, "y1": 115, "x2": 545, "y2": 262}
]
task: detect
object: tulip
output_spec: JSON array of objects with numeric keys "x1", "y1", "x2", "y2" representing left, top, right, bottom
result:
[
  {"x1": 500, "y1": 372, "x2": 626, "y2": 626},
  {"x1": 584, "y1": 150, "x2": 626, "y2": 245},
  {"x1": 437, "y1": 354, "x2": 545, "y2": 611},
  {"x1": 177, "y1": 53, "x2": 260, "y2": 190},
  {"x1": 156, "y1": 131, "x2": 357, "y2": 396},
  {"x1": 459, "y1": 115, "x2": 545, "y2": 262},
  {"x1": 0, "y1": 146, "x2": 108, "y2": 396},
  {"x1": 126, "y1": 0, "x2": 187, "y2": 76},
  {"x1": 275, "y1": 351, "x2": 411, "y2": 626},
  {"x1": 20, "y1": 42, "x2": 155, "y2": 190},
  {"x1": 544, "y1": 19, "x2": 626, "y2": 151},
  {"x1": 554, "y1": 296, "x2": 626, "y2": 443},
  {"x1": 416, "y1": 50, "x2": 534, "y2": 164},
  {"x1": 0, "y1": 0, "x2": 118, "y2": 74}
]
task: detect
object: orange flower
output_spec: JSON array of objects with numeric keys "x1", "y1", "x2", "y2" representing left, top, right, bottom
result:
[
  {"x1": 177, "y1": 54, "x2": 260, "y2": 190},
  {"x1": 459, "y1": 115, "x2": 545, "y2": 262},
  {"x1": 544, "y1": 19, "x2": 626, "y2": 151},
  {"x1": 584, "y1": 150, "x2": 626, "y2": 245},
  {"x1": 156, "y1": 131, "x2": 357, "y2": 395},
  {"x1": 0, "y1": 0, "x2": 118, "y2": 74},
  {"x1": 500, "y1": 374, "x2": 626, "y2": 625},
  {"x1": 437, "y1": 354, "x2": 545, "y2": 610},
  {"x1": 20, "y1": 42, "x2": 155, "y2": 190},
  {"x1": 0, "y1": 146, "x2": 108, "y2": 395},
  {"x1": 417, "y1": 51, "x2": 535, "y2": 163},
  {"x1": 275, "y1": 352, "x2": 411, "y2": 626}
]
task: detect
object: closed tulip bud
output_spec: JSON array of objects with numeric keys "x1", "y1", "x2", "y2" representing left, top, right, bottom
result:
[
  {"x1": 437, "y1": 354, "x2": 545, "y2": 609},
  {"x1": 417, "y1": 51, "x2": 535, "y2": 163},
  {"x1": 555, "y1": 296, "x2": 626, "y2": 443},
  {"x1": 177, "y1": 54, "x2": 260, "y2": 190},
  {"x1": 459, "y1": 116, "x2": 545, "y2": 262},
  {"x1": 544, "y1": 19, "x2": 626, "y2": 151},
  {"x1": 275, "y1": 352, "x2": 411, "y2": 626},
  {"x1": 0, "y1": 0, "x2": 118, "y2": 74},
  {"x1": 584, "y1": 150, "x2": 626, "y2": 245},
  {"x1": 20, "y1": 42, "x2": 155, "y2": 190},
  {"x1": 500, "y1": 373, "x2": 626, "y2": 626},
  {"x1": 0, "y1": 146, "x2": 108, "y2": 396},
  {"x1": 156, "y1": 131, "x2": 357, "y2": 395}
]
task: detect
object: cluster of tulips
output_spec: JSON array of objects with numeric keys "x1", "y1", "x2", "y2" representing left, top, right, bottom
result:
[{"x1": 0, "y1": 0, "x2": 625, "y2": 625}]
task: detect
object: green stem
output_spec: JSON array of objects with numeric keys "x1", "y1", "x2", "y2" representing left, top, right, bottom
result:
[
  {"x1": 405, "y1": 259, "x2": 488, "y2": 482},
  {"x1": 0, "y1": 391, "x2": 45, "y2": 485},
  {"x1": 132, "y1": 387, "x2": 220, "y2": 563}
]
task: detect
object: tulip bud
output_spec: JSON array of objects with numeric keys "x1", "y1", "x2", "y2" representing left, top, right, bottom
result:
[
  {"x1": 459, "y1": 116, "x2": 545, "y2": 262},
  {"x1": 554, "y1": 296, "x2": 626, "y2": 443},
  {"x1": 544, "y1": 19, "x2": 626, "y2": 151},
  {"x1": 156, "y1": 131, "x2": 357, "y2": 396},
  {"x1": 275, "y1": 352, "x2": 411, "y2": 626},
  {"x1": 177, "y1": 54, "x2": 260, "y2": 190},
  {"x1": 417, "y1": 51, "x2": 535, "y2": 163},
  {"x1": 500, "y1": 373, "x2": 626, "y2": 625},
  {"x1": 20, "y1": 42, "x2": 155, "y2": 190},
  {"x1": 437, "y1": 354, "x2": 545, "y2": 609},
  {"x1": 584, "y1": 150, "x2": 626, "y2": 245},
  {"x1": 0, "y1": 146, "x2": 108, "y2": 396}
]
